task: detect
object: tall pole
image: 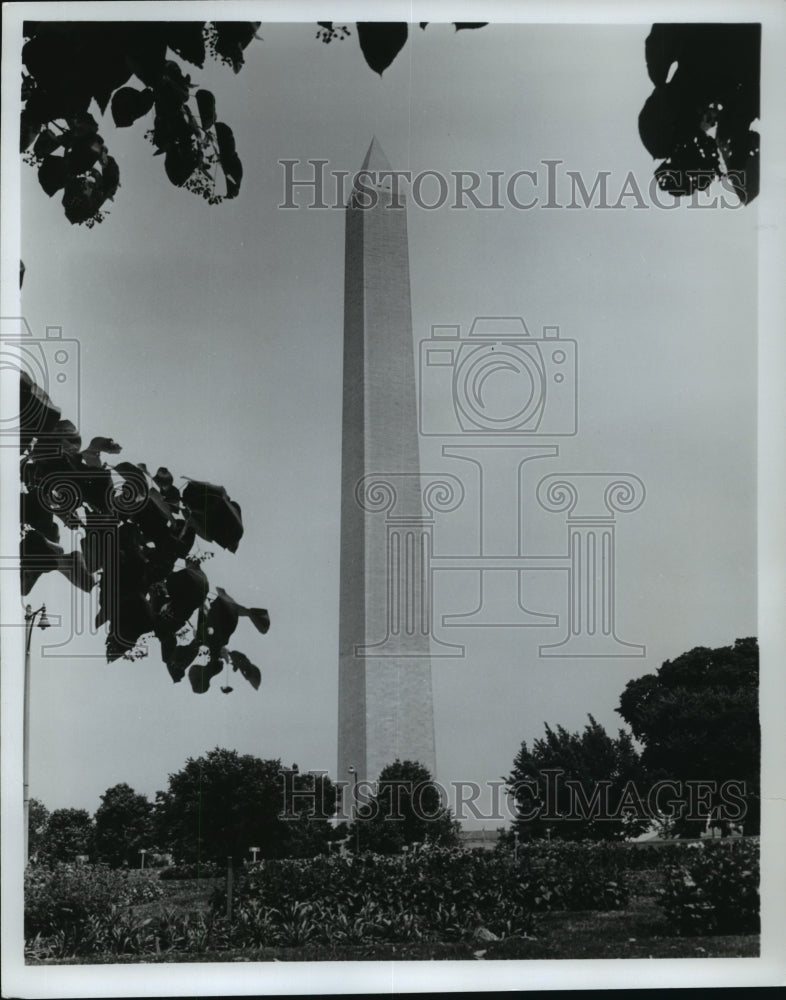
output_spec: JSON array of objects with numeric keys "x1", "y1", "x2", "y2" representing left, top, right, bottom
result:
[
  {"x1": 24, "y1": 604, "x2": 49, "y2": 866},
  {"x1": 23, "y1": 618, "x2": 32, "y2": 866},
  {"x1": 348, "y1": 765, "x2": 359, "y2": 854}
]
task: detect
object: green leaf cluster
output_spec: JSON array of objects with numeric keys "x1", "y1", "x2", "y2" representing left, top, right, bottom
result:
[
  {"x1": 20, "y1": 372, "x2": 269, "y2": 693},
  {"x1": 21, "y1": 21, "x2": 258, "y2": 224}
]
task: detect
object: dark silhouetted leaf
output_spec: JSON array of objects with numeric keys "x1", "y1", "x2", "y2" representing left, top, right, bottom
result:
[
  {"x1": 196, "y1": 89, "x2": 216, "y2": 130},
  {"x1": 111, "y1": 86, "x2": 155, "y2": 128},
  {"x1": 153, "y1": 466, "x2": 180, "y2": 508},
  {"x1": 183, "y1": 479, "x2": 243, "y2": 552},
  {"x1": 38, "y1": 156, "x2": 67, "y2": 197},
  {"x1": 171, "y1": 518, "x2": 196, "y2": 558},
  {"x1": 57, "y1": 549, "x2": 95, "y2": 592},
  {"x1": 453, "y1": 23, "x2": 487, "y2": 30},
  {"x1": 53, "y1": 420, "x2": 82, "y2": 454},
  {"x1": 156, "y1": 60, "x2": 191, "y2": 110},
  {"x1": 21, "y1": 490, "x2": 59, "y2": 542},
  {"x1": 161, "y1": 635, "x2": 202, "y2": 683},
  {"x1": 188, "y1": 655, "x2": 223, "y2": 693},
  {"x1": 213, "y1": 121, "x2": 236, "y2": 160},
  {"x1": 221, "y1": 150, "x2": 243, "y2": 198},
  {"x1": 356, "y1": 23, "x2": 408, "y2": 75},
  {"x1": 213, "y1": 22, "x2": 260, "y2": 73},
  {"x1": 20, "y1": 371, "x2": 61, "y2": 440},
  {"x1": 166, "y1": 564, "x2": 209, "y2": 622},
  {"x1": 20, "y1": 529, "x2": 65, "y2": 594},
  {"x1": 21, "y1": 109, "x2": 40, "y2": 151},
  {"x1": 107, "y1": 594, "x2": 155, "y2": 660},
  {"x1": 102, "y1": 155, "x2": 120, "y2": 200},
  {"x1": 61, "y1": 174, "x2": 103, "y2": 225},
  {"x1": 215, "y1": 587, "x2": 269, "y2": 634},
  {"x1": 167, "y1": 22, "x2": 206, "y2": 68},
  {"x1": 33, "y1": 128, "x2": 62, "y2": 158},
  {"x1": 68, "y1": 111, "x2": 99, "y2": 138},
  {"x1": 64, "y1": 135, "x2": 105, "y2": 173},
  {"x1": 152, "y1": 466, "x2": 173, "y2": 490},
  {"x1": 228, "y1": 649, "x2": 261, "y2": 690},
  {"x1": 639, "y1": 23, "x2": 760, "y2": 205},
  {"x1": 81, "y1": 436, "x2": 122, "y2": 468},
  {"x1": 164, "y1": 145, "x2": 200, "y2": 186},
  {"x1": 204, "y1": 590, "x2": 239, "y2": 654}
]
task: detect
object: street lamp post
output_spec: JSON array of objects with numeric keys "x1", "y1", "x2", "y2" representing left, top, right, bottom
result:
[
  {"x1": 24, "y1": 603, "x2": 50, "y2": 866},
  {"x1": 347, "y1": 765, "x2": 359, "y2": 855}
]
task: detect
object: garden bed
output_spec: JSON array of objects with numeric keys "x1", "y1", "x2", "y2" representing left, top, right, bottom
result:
[{"x1": 25, "y1": 840, "x2": 759, "y2": 963}]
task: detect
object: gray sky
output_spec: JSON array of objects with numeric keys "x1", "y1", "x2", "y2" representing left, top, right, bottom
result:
[{"x1": 16, "y1": 20, "x2": 757, "y2": 821}]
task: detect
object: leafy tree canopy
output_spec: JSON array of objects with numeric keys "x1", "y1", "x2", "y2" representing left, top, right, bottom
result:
[
  {"x1": 38, "y1": 807, "x2": 94, "y2": 863},
  {"x1": 93, "y1": 783, "x2": 155, "y2": 868},
  {"x1": 351, "y1": 758, "x2": 460, "y2": 855},
  {"x1": 20, "y1": 372, "x2": 269, "y2": 693},
  {"x1": 638, "y1": 23, "x2": 760, "y2": 204},
  {"x1": 616, "y1": 636, "x2": 759, "y2": 834},
  {"x1": 21, "y1": 20, "x2": 258, "y2": 225},
  {"x1": 20, "y1": 20, "x2": 486, "y2": 226},
  {"x1": 28, "y1": 797, "x2": 50, "y2": 860},
  {"x1": 154, "y1": 748, "x2": 337, "y2": 864},
  {"x1": 506, "y1": 716, "x2": 649, "y2": 842}
]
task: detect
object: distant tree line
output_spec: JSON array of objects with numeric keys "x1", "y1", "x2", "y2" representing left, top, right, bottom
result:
[
  {"x1": 29, "y1": 638, "x2": 759, "y2": 865},
  {"x1": 29, "y1": 748, "x2": 460, "y2": 867},
  {"x1": 506, "y1": 637, "x2": 759, "y2": 842}
]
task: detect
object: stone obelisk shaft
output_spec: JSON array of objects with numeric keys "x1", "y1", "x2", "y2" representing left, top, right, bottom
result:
[{"x1": 338, "y1": 138, "x2": 436, "y2": 802}]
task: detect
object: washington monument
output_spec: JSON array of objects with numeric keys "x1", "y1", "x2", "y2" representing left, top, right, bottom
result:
[{"x1": 337, "y1": 138, "x2": 436, "y2": 805}]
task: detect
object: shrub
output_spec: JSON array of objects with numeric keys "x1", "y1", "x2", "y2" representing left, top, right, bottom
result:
[
  {"x1": 658, "y1": 838, "x2": 759, "y2": 935},
  {"x1": 158, "y1": 861, "x2": 224, "y2": 880},
  {"x1": 216, "y1": 847, "x2": 535, "y2": 944},
  {"x1": 513, "y1": 840, "x2": 631, "y2": 911},
  {"x1": 24, "y1": 862, "x2": 162, "y2": 956}
]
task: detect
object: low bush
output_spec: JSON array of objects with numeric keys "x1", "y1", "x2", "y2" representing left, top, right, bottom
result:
[
  {"x1": 24, "y1": 839, "x2": 759, "y2": 959},
  {"x1": 158, "y1": 862, "x2": 224, "y2": 881},
  {"x1": 658, "y1": 838, "x2": 759, "y2": 935},
  {"x1": 515, "y1": 840, "x2": 630, "y2": 911},
  {"x1": 25, "y1": 862, "x2": 164, "y2": 954},
  {"x1": 215, "y1": 847, "x2": 534, "y2": 944}
]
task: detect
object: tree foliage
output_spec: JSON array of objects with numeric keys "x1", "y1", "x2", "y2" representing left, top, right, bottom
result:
[
  {"x1": 38, "y1": 807, "x2": 94, "y2": 863},
  {"x1": 93, "y1": 783, "x2": 154, "y2": 867},
  {"x1": 638, "y1": 23, "x2": 760, "y2": 204},
  {"x1": 21, "y1": 21, "x2": 486, "y2": 225},
  {"x1": 350, "y1": 759, "x2": 460, "y2": 854},
  {"x1": 20, "y1": 21, "x2": 258, "y2": 225},
  {"x1": 154, "y1": 748, "x2": 337, "y2": 864},
  {"x1": 28, "y1": 797, "x2": 50, "y2": 860},
  {"x1": 506, "y1": 716, "x2": 649, "y2": 842},
  {"x1": 19, "y1": 372, "x2": 269, "y2": 693},
  {"x1": 319, "y1": 21, "x2": 486, "y2": 76},
  {"x1": 616, "y1": 636, "x2": 760, "y2": 835}
]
